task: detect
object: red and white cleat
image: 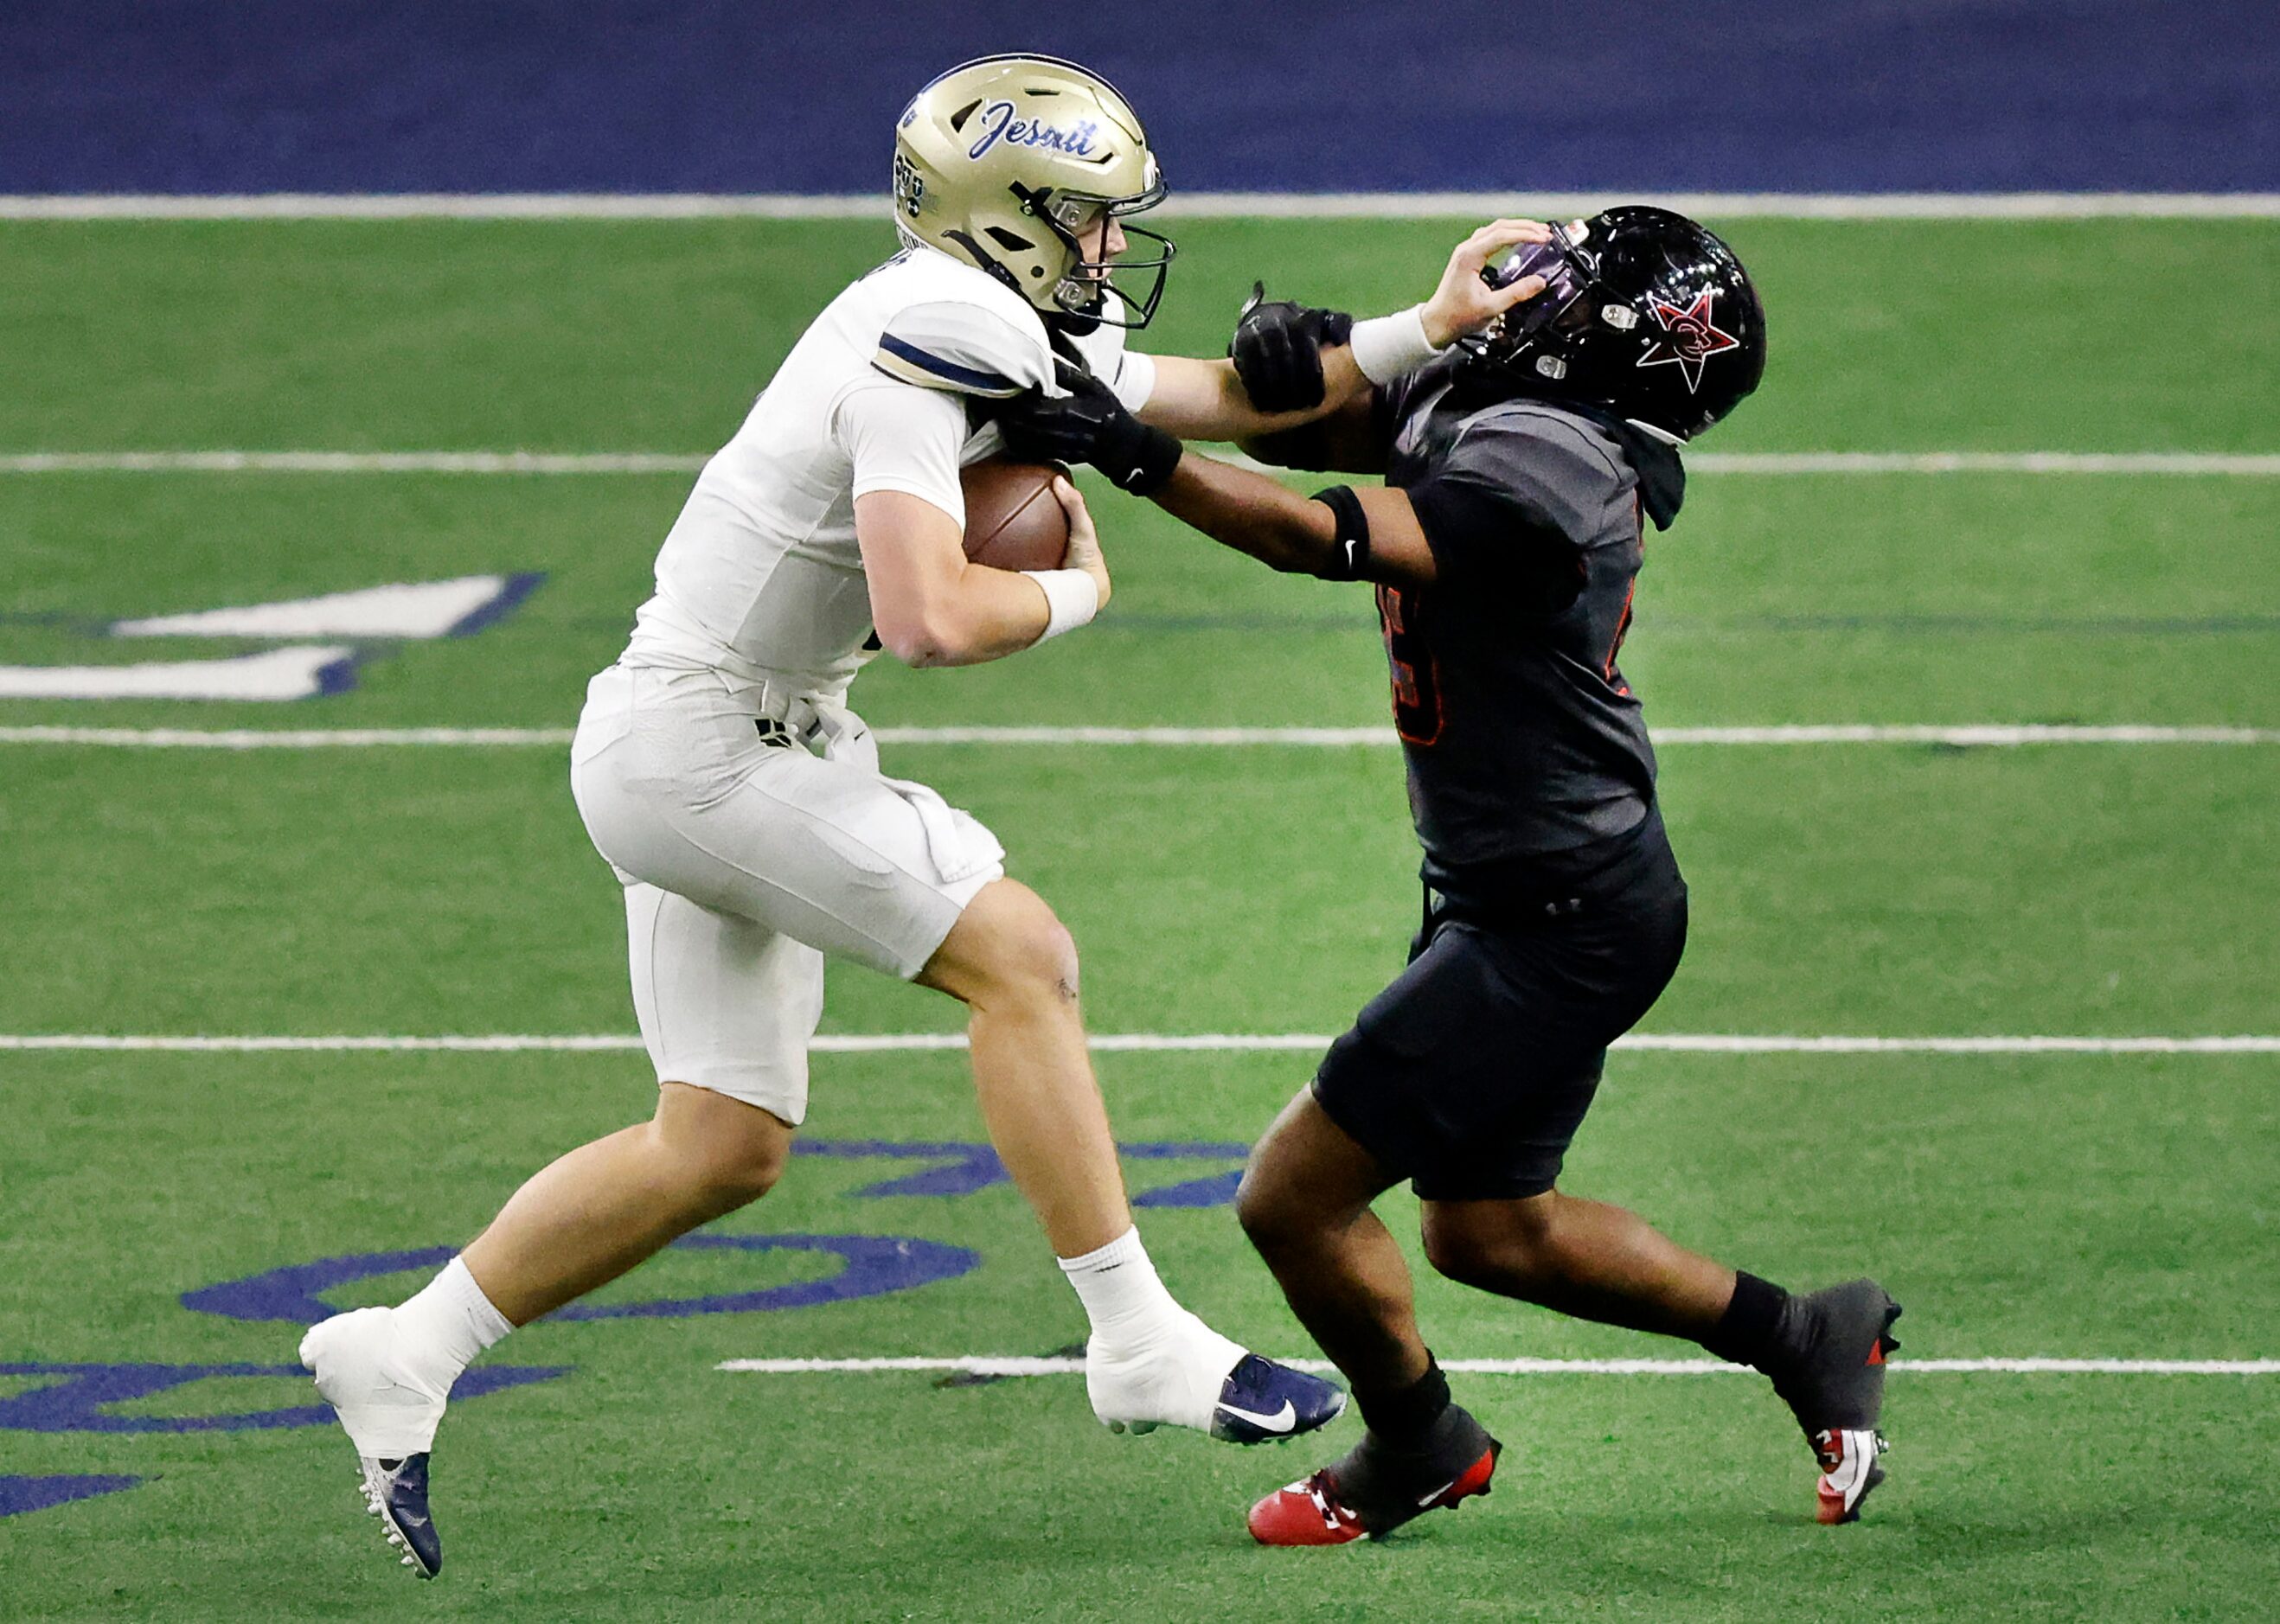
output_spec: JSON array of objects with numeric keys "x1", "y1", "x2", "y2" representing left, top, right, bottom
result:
[
  {"x1": 1247, "y1": 1437, "x2": 1499, "y2": 1546},
  {"x1": 1248, "y1": 1471, "x2": 1371, "y2": 1546},
  {"x1": 1770, "y1": 1280, "x2": 1901, "y2": 1525},
  {"x1": 1814, "y1": 1427, "x2": 1889, "y2": 1525}
]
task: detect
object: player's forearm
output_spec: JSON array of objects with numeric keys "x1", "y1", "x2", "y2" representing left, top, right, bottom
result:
[
  {"x1": 887, "y1": 564, "x2": 1057, "y2": 668},
  {"x1": 1138, "y1": 352, "x2": 1367, "y2": 444},
  {"x1": 858, "y1": 489, "x2": 1074, "y2": 668},
  {"x1": 1150, "y1": 453, "x2": 1342, "y2": 576}
]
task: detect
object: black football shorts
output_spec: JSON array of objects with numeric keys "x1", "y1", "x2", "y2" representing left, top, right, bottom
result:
[{"x1": 1310, "y1": 811, "x2": 1688, "y2": 1202}]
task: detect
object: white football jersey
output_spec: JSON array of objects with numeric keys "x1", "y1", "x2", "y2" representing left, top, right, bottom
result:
[{"x1": 622, "y1": 245, "x2": 1155, "y2": 698}]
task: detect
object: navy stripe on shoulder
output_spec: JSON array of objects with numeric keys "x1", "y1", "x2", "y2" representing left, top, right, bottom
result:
[{"x1": 877, "y1": 333, "x2": 1016, "y2": 393}]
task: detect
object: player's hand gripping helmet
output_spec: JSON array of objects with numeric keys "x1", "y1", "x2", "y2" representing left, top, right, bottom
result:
[
  {"x1": 1456, "y1": 206, "x2": 1766, "y2": 441},
  {"x1": 892, "y1": 54, "x2": 1173, "y2": 332}
]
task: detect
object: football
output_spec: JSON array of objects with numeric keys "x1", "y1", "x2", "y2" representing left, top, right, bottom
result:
[{"x1": 959, "y1": 458, "x2": 1071, "y2": 572}]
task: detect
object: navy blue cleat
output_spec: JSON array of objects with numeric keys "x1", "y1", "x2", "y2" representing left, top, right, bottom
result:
[
  {"x1": 358, "y1": 1454, "x2": 441, "y2": 1579},
  {"x1": 1210, "y1": 1353, "x2": 1348, "y2": 1444}
]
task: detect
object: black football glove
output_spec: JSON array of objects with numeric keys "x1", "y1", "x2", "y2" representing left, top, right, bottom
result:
[
  {"x1": 994, "y1": 359, "x2": 1182, "y2": 496},
  {"x1": 1228, "y1": 282, "x2": 1355, "y2": 413}
]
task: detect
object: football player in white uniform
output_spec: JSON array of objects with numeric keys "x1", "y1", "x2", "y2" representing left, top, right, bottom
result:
[{"x1": 298, "y1": 54, "x2": 1556, "y2": 1577}]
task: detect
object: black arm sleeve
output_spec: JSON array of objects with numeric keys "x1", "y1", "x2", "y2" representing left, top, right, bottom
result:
[
  {"x1": 1241, "y1": 386, "x2": 1392, "y2": 474},
  {"x1": 1244, "y1": 419, "x2": 1340, "y2": 471}
]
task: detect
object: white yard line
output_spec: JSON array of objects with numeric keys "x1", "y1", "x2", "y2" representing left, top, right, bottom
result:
[
  {"x1": 1691, "y1": 451, "x2": 2280, "y2": 476},
  {"x1": 4, "y1": 193, "x2": 2279, "y2": 221},
  {"x1": 716, "y1": 1354, "x2": 2280, "y2": 1377},
  {"x1": 2, "y1": 724, "x2": 2276, "y2": 751},
  {"x1": 0, "y1": 726, "x2": 584, "y2": 749},
  {"x1": 0, "y1": 451, "x2": 707, "y2": 475},
  {"x1": 3, "y1": 450, "x2": 2276, "y2": 476},
  {"x1": 3, "y1": 1033, "x2": 2274, "y2": 1056}
]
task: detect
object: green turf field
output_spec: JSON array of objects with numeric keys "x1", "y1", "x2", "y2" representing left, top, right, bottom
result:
[{"x1": 2, "y1": 215, "x2": 2276, "y2": 1621}]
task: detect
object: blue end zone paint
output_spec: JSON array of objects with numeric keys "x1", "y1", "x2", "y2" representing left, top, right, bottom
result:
[
  {"x1": 183, "y1": 1233, "x2": 977, "y2": 1323},
  {"x1": 311, "y1": 650, "x2": 363, "y2": 699},
  {"x1": 445, "y1": 572, "x2": 547, "y2": 639},
  {"x1": 796, "y1": 1138, "x2": 1248, "y2": 1203},
  {"x1": 1121, "y1": 1141, "x2": 1251, "y2": 1209},
  {"x1": 797, "y1": 1139, "x2": 1013, "y2": 1199},
  {"x1": 547, "y1": 1233, "x2": 978, "y2": 1320},
  {"x1": 1, "y1": 3, "x2": 2270, "y2": 195},
  {"x1": 0, "y1": 1474, "x2": 143, "y2": 1518},
  {"x1": 177, "y1": 1143, "x2": 1246, "y2": 1324},
  {"x1": 182, "y1": 1244, "x2": 457, "y2": 1322},
  {"x1": 0, "y1": 1362, "x2": 565, "y2": 1433}
]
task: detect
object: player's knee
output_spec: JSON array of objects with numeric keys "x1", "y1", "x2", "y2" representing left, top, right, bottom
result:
[
  {"x1": 1420, "y1": 1219, "x2": 1491, "y2": 1286},
  {"x1": 694, "y1": 1138, "x2": 787, "y2": 1207},
  {"x1": 655, "y1": 1085, "x2": 792, "y2": 1208},
  {"x1": 924, "y1": 880, "x2": 1084, "y2": 1009},
  {"x1": 1019, "y1": 914, "x2": 1082, "y2": 1002},
  {"x1": 1422, "y1": 1204, "x2": 1557, "y2": 1288},
  {"x1": 1234, "y1": 1167, "x2": 1303, "y2": 1258},
  {"x1": 974, "y1": 885, "x2": 1083, "y2": 1003}
]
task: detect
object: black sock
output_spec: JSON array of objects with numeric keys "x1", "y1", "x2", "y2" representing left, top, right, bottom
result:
[
  {"x1": 1700, "y1": 1271, "x2": 1796, "y2": 1370},
  {"x1": 1355, "y1": 1356, "x2": 1451, "y2": 1450}
]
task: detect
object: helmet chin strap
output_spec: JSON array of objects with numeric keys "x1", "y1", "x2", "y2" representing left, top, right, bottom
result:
[
  {"x1": 935, "y1": 227, "x2": 1044, "y2": 308},
  {"x1": 1049, "y1": 304, "x2": 1104, "y2": 339}
]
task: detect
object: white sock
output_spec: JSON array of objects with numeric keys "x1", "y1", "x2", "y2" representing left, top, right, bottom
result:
[
  {"x1": 391, "y1": 1256, "x2": 514, "y2": 1390},
  {"x1": 1057, "y1": 1226, "x2": 1189, "y2": 1352}
]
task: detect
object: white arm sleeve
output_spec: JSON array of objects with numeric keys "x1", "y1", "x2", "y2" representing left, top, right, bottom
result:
[
  {"x1": 1109, "y1": 348, "x2": 1157, "y2": 412},
  {"x1": 1064, "y1": 312, "x2": 1156, "y2": 412},
  {"x1": 833, "y1": 380, "x2": 969, "y2": 527}
]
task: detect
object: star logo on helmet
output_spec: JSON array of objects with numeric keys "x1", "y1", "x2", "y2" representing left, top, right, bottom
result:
[{"x1": 1635, "y1": 291, "x2": 1740, "y2": 393}]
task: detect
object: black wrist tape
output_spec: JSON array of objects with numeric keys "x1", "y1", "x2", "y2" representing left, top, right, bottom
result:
[
  {"x1": 1115, "y1": 423, "x2": 1184, "y2": 496},
  {"x1": 1310, "y1": 484, "x2": 1372, "y2": 580}
]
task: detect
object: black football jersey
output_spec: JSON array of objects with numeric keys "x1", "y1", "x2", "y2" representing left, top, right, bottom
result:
[{"x1": 1374, "y1": 355, "x2": 1681, "y2": 890}]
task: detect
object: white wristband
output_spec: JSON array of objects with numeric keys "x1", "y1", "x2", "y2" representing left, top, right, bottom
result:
[
  {"x1": 1022, "y1": 568, "x2": 1099, "y2": 643},
  {"x1": 1348, "y1": 304, "x2": 1444, "y2": 386}
]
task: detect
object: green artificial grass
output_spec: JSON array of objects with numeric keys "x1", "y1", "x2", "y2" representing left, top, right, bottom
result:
[{"x1": 1, "y1": 216, "x2": 2274, "y2": 1621}]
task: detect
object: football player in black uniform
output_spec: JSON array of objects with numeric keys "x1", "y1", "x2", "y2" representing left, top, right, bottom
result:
[{"x1": 997, "y1": 208, "x2": 1900, "y2": 1544}]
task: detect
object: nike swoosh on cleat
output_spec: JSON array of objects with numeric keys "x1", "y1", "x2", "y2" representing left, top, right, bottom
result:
[
  {"x1": 1415, "y1": 1477, "x2": 1459, "y2": 1507},
  {"x1": 1216, "y1": 1399, "x2": 1298, "y2": 1434}
]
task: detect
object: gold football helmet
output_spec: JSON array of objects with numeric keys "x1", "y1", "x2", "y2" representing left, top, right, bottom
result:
[{"x1": 891, "y1": 54, "x2": 1173, "y2": 329}]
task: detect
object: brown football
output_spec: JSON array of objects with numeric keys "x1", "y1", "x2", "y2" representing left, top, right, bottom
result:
[{"x1": 959, "y1": 458, "x2": 1071, "y2": 572}]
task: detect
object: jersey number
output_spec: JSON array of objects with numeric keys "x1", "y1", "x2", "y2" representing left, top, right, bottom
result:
[{"x1": 1376, "y1": 585, "x2": 1444, "y2": 745}]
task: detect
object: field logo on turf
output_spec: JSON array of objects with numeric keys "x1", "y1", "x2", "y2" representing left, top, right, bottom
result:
[
  {"x1": 0, "y1": 574, "x2": 541, "y2": 701},
  {"x1": 0, "y1": 1141, "x2": 1247, "y2": 1518}
]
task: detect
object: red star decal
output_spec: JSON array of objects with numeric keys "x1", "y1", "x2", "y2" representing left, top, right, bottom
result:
[{"x1": 1635, "y1": 290, "x2": 1740, "y2": 393}]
